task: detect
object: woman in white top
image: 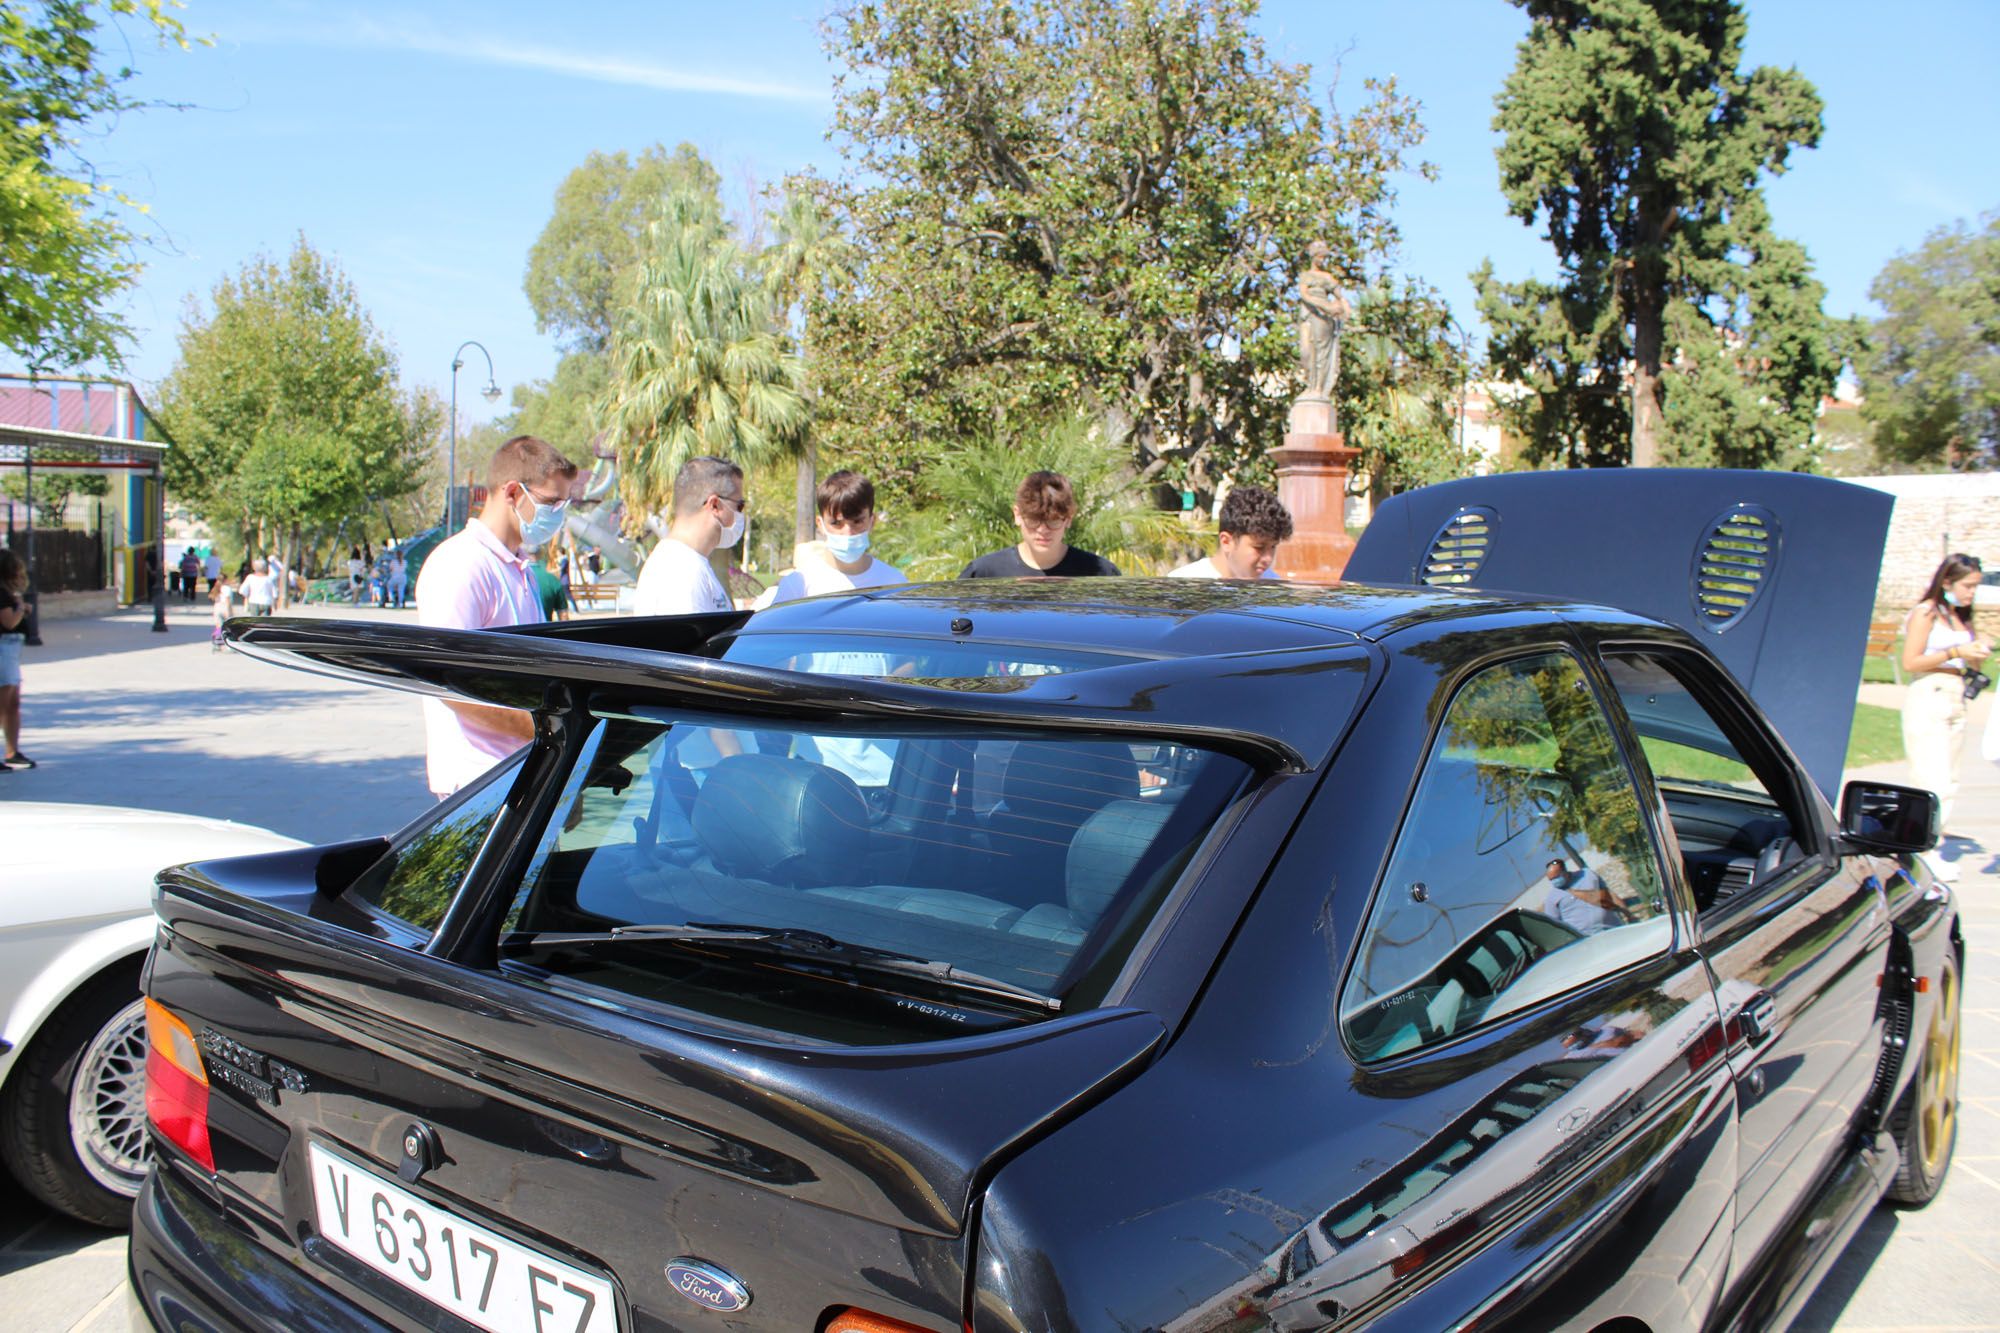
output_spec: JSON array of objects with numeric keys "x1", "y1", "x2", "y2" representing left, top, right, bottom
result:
[{"x1": 1900, "y1": 553, "x2": 1991, "y2": 850}]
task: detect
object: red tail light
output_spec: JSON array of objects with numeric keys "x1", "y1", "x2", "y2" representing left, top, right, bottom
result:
[{"x1": 144, "y1": 998, "x2": 214, "y2": 1172}]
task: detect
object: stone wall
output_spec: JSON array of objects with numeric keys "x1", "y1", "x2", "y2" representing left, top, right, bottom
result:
[{"x1": 1845, "y1": 475, "x2": 2000, "y2": 634}]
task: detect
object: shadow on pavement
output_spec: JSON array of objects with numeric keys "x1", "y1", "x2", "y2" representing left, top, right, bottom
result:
[{"x1": 10, "y1": 746, "x2": 432, "y2": 844}]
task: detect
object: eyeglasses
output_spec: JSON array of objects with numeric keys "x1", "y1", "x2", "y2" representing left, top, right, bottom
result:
[{"x1": 712, "y1": 493, "x2": 748, "y2": 515}]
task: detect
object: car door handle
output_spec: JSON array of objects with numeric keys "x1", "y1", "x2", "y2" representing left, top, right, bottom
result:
[{"x1": 1737, "y1": 993, "x2": 1778, "y2": 1044}]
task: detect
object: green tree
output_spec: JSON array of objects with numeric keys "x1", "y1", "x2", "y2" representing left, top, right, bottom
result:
[
  {"x1": 1477, "y1": 0, "x2": 1837, "y2": 468},
  {"x1": 598, "y1": 184, "x2": 807, "y2": 519},
  {"x1": 761, "y1": 187, "x2": 858, "y2": 543},
  {"x1": 1338, "y1": 279, "x2": 1477, "y2": 496},
  {"x1": 1, "y1": 0, "x2": 193, "y2": 369},
  {"x1": 505, "y1": 350, "x2": 611, "y2": 458},
  {"x1": 809, "y1": 0, "x2": 1428, "y2": 492},
  {"x1": 1858, "y1": 214, "x2": 2000, "y2": 470},
  {"x1": 879, "y1": 414, "x2": 1189, "y2": 580},
  {"x1": 1, "y1": 447, "x2": 107, "y2": 524},
  {"x1": 156, "y1": 236, "x2": 435, "y2": 560},
  {"x1": 524, "y1": 142, "x2": 721, "y2": 356}
]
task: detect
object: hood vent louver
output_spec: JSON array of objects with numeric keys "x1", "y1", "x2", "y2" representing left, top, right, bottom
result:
[
  {"x1": 1418, "y1": 506, "x2": 1498, "y2": 586},
  {"x1": 1691, "y1": 504, "x2": 1780, "y2": 632}
]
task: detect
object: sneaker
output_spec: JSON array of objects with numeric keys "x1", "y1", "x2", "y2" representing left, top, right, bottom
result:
[{"x1": 2, "y1": 753, "x2": 34, "y2": 769}]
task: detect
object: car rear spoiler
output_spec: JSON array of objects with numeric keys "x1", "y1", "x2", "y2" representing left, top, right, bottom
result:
[
  {"x1": 226, "y1": 617, "x2": 1371, "y2": 774},
  {"x1": 1345, "y1": 469, "x2": 1893, "y2": 798}
]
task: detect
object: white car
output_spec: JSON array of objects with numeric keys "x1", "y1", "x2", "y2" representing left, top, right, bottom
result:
[{"x1": 0, "y1": 803, "x2": 302, "y2": 1226}]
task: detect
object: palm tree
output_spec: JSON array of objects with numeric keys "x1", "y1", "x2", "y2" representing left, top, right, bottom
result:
[
  {"x1": 761, "y1": 189, "x2": 858, "y2": 543},
  {"x1": 599, "y1": 185, "x2": 808, "y2": 523}
]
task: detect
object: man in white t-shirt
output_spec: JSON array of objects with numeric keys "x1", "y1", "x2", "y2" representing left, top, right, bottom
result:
[
  {"x1": 753, "y1": 470, "x2": 907, "y2": 785},
  {"x1": 755, "y1": 470, "x2": 907, "y2": 608},
  {"x1": 1168, "y1": 484, "x2": 1294, "y2": 580},
  {"x1": 633, "y1": 456, "x2": 744, "y2": 616},
  {"x1": 416, "y1": 434, "x2": 579, "y2": 798},
  {"x1": 1540, "y1": 858, "x2": 1628, "y2": 935}
]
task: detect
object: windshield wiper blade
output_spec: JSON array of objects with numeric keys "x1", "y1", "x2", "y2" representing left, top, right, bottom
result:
[{"x1": 506, "y1": 921, "x2": 1063, "y2": 1013}]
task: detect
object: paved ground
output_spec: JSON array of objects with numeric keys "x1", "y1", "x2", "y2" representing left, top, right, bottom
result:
[{"x1": 0, "y1": 606, "x2": 1995, "y2": 1331}]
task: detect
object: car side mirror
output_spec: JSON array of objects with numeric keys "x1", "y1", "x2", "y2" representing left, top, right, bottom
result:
[{"x1": 1837, "y1": 780, "x2": 1939, "y2": 854}]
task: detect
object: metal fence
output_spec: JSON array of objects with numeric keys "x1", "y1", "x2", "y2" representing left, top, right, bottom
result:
[{"x1": 9, "y1": 528, "x2": 106, "y2": 592}]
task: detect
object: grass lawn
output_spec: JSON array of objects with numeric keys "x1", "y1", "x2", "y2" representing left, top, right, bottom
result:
[
  {"x1": 1846, "y1": 700, "x2": 1904, "y2": 769},
  {"x1": 1861, "y1": 655, "x2": 1901, "y2": 685}
]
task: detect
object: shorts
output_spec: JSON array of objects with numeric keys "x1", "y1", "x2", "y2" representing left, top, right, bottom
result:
[{"x1": 0, "y1": 633, "x2": 21, "y2": 687}]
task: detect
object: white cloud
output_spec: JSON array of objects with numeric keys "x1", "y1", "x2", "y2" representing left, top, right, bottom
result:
[{"x1": 247, "y1": 12, "x2": 823, "y2": 104}]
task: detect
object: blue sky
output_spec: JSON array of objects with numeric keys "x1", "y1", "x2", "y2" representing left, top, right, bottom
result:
[{"x1": 93, "y1": 0, "x2": 2000, "y2": 427}]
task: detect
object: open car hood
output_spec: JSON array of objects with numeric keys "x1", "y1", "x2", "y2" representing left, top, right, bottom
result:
[{"x1": 1344, "y1": 469, "x2": 1893, "y2": 797}]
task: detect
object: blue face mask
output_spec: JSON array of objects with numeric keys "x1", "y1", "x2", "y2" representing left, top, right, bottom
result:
[
  {"x1": 824, "y1": 529, "x2": 872, "y2": 561},
  {"x1": 518, "y1": 492, "x2": 569, "y2": 548}
]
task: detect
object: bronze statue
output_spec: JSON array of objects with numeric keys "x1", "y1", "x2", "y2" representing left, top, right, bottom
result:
[{"x1": 1297, "y1": 240, "x2": 1351, "y2": 402}]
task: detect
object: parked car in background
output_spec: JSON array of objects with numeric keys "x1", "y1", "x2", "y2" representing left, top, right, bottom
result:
[
  {"x1": 130, "y1": 472, "x2": 1960, "y2": 1332},
  {"x1": 0, "y1": 804, "x2": 301, "y2": 1227}
]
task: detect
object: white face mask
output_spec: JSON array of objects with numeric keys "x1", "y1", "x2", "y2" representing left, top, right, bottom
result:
[{"x1": 716, "y1": 505, "x2": 745, "y2": 550}]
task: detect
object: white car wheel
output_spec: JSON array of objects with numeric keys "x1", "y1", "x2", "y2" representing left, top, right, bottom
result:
[
  {"x1": 68, "y1": 995, "x2": 151, "y2": 1197},
  {"x1": 1, "y1": 967, "x2": 149, "y2": 1227}
]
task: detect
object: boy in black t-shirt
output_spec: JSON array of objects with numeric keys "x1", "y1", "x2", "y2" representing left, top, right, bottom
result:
[{"x1": 958, "y1": 471, "x2": 1120, "y2": 579}]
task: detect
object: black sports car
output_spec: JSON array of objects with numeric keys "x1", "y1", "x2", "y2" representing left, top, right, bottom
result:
[{"x1": 130, "y1": 471, "x2": 1961, "y2": 1333}]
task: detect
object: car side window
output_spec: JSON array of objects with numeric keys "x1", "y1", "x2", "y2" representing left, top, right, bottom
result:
[
  {"x1": 1599, "y1": 651, "x2": 1809, "y2": 915},
  {"x1": 1341, "y1": 652, "x2": 1672, "y2": 1062},
  {"x1": 345, "y1": 762, "x2": 517, "y2": 937}
]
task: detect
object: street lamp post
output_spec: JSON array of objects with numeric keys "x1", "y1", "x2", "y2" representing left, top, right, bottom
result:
[
  {"x1": 1444, "y1": 314, "x2": 1476, "y2": 465},
  {"x1": 447, "y1": 341, "x2": 502, "y2": 531}
]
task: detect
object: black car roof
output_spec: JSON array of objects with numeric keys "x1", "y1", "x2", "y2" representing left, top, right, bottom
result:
[{"x1": 737, "y1": 575, "x2": 1549, "y2": 655}]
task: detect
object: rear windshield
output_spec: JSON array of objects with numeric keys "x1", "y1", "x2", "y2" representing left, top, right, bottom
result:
[{"x1": 498, "y1": 709, "x2": 1249, "y2": 1044}]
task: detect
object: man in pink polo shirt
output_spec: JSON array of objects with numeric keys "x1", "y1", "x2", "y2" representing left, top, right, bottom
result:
[{"x1": 415, "y1": 434, "x2": 579, "y2": 798}]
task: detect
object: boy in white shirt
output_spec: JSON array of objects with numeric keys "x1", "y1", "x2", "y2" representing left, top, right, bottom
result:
[
  {"x1": 634, "y1": 456, "x2": 744, "y2": 616},
  {"x1": 755, "y1": 470, "x2": 906, "y2": 786},
  {"x1": 1168, "y1": 484, "x2": 1294, "y2": 580},
  {"x1": 757, "y1": 470, "x2": 907, "y2": 607}
]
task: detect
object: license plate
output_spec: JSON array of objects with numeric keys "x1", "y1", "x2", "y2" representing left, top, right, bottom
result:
[{"x1": 309, "y1": 1143, "x2": 617, "y2": 1333}]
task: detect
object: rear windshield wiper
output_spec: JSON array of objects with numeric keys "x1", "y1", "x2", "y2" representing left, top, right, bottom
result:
[{"x1": 505, "y1": 921, "x2": 1063, "y2": 1013}]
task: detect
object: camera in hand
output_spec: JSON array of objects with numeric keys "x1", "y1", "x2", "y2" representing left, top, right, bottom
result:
[{"x1": 1966, "y1": 668, "x2": 1993, "y2": 702}]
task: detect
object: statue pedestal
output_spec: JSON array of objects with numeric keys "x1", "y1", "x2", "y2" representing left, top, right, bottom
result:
[{"x1": 1271, "y1": 430, "x2": 1359, "y2": 582}]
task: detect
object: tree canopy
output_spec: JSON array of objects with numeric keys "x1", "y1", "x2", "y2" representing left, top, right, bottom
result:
[
  {"x1": 806, "y1": 0, "x2": 1428, "y2": 497},
  {"x1": 155, "y1": 236, "x2": 439, "y2": 557},
  {"x1": 597, "y1": 183, "x2": 807, "y2": 519},
  {"x1": 524, "y1": 142, "x2": 720, "y2": 356},
  {"x1": 1, "y1": 0, "x2": 192, "y2": 370},
  {"x1": 1858, "y1": 214, "x2": 1999, "y2": 471},
  {"x1": 1476, "y1": 0, "x2": 1839, "y2": 468}
]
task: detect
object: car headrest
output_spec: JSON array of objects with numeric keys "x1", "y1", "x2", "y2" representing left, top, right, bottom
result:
[
  {"x1": 999, "y1": 740, "x2": 1140, "y2": 836},
  {"x1": 1066, "y1": 798, "x2": 1175, "y2": 922},
  {"x1": 691, "y1": 753, "x2": 869, "y2": 887}
]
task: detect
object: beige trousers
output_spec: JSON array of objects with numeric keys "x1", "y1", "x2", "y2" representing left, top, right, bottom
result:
[{"x1": 1902, "y1": 673, "x2": 1967, "y2": 831}]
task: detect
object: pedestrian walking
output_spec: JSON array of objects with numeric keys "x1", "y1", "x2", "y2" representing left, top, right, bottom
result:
[
  {"x1": 386, "y1": 550, "x2": 408, "y2": 610},
  {"x1": 755, "y1": 470, "x2": 907, "y2": 607},
  {"x1": 1899, "y1": 552, "x2": 1992, "y2": 879},
  {"x1": 633, "y1": 456, "x2": 744, "y2": 615},
  {"x1": 958, "y1": 471, "x2": 1120, "y2": 578},
  {"x1": 239, "y1": 558, "x2": 277, "y2": 617},
  {"x1": 347, "y1": 545, "x2": 368, "y2": 606},
  {"x1": 415, "y1": 434, "x2": 578, "y2": 798},
  {"x1": 1169, "y1": 485, "x2": 1294, "y2": 580},
  {"x1": 203, "y1": 548, "x2": 222, "y2": 596},
  {"x1": 0, "y1": 549, "x2": 34, "y2": 771},
  {"x1": 179, "y1": 548, "x2": 201, "y2": 602},
  {"x1": 209, "y1": 570, "x2": 238, "y2": 651}
]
